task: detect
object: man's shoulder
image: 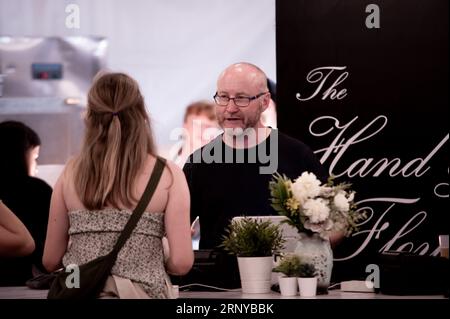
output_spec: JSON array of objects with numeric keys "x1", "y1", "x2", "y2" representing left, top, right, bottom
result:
[
  {"x1": 274, "y1": 130, "x2": 328, "y2": 181},
  {"x1": 275, "y1": 130, "x2": 314, "y2": 153}
]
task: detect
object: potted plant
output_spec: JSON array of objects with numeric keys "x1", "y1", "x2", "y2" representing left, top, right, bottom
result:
[
  {"x1": 269, "y1": 172, "x2": 367, "y2": 292},
  {"x1": 221, "y1": 217, "x2": 284, "y2": 293},
  {"x1": 297, "y1": 262, "x2": 318, "y2": 297},
  {"x1": 272, "y1": 254, "x2": 301, "y2": 296}
]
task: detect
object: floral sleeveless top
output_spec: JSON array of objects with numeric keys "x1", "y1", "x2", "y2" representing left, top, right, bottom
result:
[{"x1": 62, "y1": 209, "x2": 171, "y2": 298}]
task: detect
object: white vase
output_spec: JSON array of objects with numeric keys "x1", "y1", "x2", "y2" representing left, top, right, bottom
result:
[
  {"x1": 294, "y1": 232, "x2": 333, "y2": 293},
  {"x1": 237, "y1": 256, "x2": 273, "y2": 294},
  {"x1": 278, "y1": 276, "x2": 298, "y2": 296},
  {"x1": 298, "y1": 277, "x2": 318, "y2": 297}
]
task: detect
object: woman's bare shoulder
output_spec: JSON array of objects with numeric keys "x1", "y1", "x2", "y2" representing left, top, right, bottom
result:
[{"x1": 145, "y1": 155, "x2": 186, "y2": 189}]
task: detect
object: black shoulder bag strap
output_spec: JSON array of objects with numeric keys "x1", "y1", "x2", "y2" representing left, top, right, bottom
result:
[{"x1": 109, "y1": 156, "x2": 166, "y2": 259}]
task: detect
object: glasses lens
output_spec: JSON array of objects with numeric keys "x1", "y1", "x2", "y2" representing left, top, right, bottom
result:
[
  {"x1": 215, "y1": 94, "x2": 229, "y2": 106},
  {"x1": 234, "y1": 97, "x2": 250, "y2": 107}
]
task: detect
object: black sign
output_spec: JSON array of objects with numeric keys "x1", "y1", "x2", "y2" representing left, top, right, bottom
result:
[{"x1": 276, "y1": 0, "x2": 448, "y2": 281}]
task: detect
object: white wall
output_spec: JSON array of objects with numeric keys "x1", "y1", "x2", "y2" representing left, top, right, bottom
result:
[{"x1": 0, "y1": 0, "x2": 276, "y2": 151}]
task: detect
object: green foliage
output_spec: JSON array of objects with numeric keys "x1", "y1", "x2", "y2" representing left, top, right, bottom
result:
[
  {"x1": 298, "y1": 263, "x2": 317, "y2": 278},
  {"x1": 220, "y1": 217, "x2": 285, "y2": 257},
  {"x1": 272, "y1": 254, "x2": 302, "y2": 277},
  {"x1": 269, "y1": 173, "x2": 306, "y2": 234},
  {"x1": 269, "y1": 172, "x2": 291, "y2": 213}
]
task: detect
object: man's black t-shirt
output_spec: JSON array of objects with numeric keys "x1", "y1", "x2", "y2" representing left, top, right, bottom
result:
[{"x1": 183, "y1": 129, "x2": 328, "y2": 250}]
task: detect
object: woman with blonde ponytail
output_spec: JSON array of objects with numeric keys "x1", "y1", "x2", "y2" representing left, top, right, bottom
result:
[{"x1": 43, "y1": 73, "x2": 193, "y2": 298}]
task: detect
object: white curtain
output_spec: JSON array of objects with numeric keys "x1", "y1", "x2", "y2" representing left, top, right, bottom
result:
[{"x1": 0, "y1": 0, "x2": 276, "y2": 149}]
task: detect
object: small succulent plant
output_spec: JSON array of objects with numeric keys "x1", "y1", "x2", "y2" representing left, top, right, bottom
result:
[
  {"x1": 298, "y1": 262, "x2": 317, "y2": 278},
  {"x1": 272, "y1": 254, "x2": 302, "y2": 277}
]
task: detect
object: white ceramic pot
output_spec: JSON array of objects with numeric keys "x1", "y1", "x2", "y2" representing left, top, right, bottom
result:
[
  {"x1": 298, "y1": 277, "x2": 317, "y2": 297},
  {"x1": 237, "y1": 256, "x2": 273, "y2": 294},
  {"x1": 278, "y1": 276, "x2": 298, "y2": 296}
]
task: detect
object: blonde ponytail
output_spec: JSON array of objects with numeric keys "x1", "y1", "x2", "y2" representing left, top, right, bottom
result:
[{"x1": 73, "y1": 73, "x2": 155, "y2": 210}]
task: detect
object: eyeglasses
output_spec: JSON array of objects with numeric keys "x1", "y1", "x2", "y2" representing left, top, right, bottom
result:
[{"x1": 213, "y1": 92, "x2": 268, "y2": 107}]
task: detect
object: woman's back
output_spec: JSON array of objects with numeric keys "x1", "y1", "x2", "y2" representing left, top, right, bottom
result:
[
  {"x1": 50, "y1": 155, "x2": 191, "y2": 298},
  {"x1": 43, "y1": 73, "x2": 193, "y2": 298}
]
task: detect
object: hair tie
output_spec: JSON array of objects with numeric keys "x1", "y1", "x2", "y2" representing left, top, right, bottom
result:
[{"x1": 112, "y1": 112, "x2": 119, "y2": 117}]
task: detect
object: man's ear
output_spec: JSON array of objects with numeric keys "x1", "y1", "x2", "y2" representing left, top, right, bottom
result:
[{"x1": 260, "y1": 93, "x2": 271, "y2": 112}]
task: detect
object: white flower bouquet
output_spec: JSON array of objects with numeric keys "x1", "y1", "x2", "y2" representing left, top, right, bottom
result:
[{"x1": 269, "y1": 172, "x2": 366, "y2": 239}]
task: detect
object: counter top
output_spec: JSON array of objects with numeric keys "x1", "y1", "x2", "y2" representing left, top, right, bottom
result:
[{"x1": 0, "y1": 286, "x2": 446, "y2": 299}]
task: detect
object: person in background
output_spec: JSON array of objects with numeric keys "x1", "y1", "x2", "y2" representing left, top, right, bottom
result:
[
  {"x1": 169, "y1": 101, "x2": 220, "y2": 250},
  {"x1": 0, "y1": 200, "x2": 35, "y2": 257},
  {"x1": 0, "y1": 121, "x2": 52, "y2": 286},
  {"x1": 43, "y1": 72, "x2": 193, "y2": 298},
  {"x1": 172, "y1": 101, "x2": 220, "y2": 167}
]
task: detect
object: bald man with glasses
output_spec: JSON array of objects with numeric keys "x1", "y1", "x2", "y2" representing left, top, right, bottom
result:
[{"x1": 183, "y1": 62, "x2": 328, "y2": 253}]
